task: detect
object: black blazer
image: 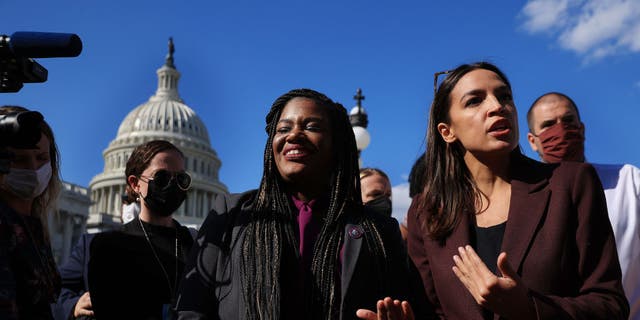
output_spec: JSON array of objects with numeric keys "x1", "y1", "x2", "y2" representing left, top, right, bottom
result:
[{"x1": 175, "y1": 190, "x2": 430, "y2": 320}]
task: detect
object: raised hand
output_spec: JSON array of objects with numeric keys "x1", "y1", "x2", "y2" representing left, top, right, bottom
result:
[
  {"x1": 452, "y1": 245, "x2": 535, "y2": 320},
  {"x1": 356, "y1": 297, "x2": 415, "y2": 320}
]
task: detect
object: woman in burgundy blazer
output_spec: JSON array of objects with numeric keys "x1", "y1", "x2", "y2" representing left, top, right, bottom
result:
[{"x1": 407, "y1": 62, "x2": 628, "y2": 319}]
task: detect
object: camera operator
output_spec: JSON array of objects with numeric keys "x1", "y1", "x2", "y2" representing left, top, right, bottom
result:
[{"x1": 0, "y1": 105, "x2": 61, "y2": 319}]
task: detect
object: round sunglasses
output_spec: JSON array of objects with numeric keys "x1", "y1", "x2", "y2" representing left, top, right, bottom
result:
[{"x1": 139, "y1": 170, "x2": 191, "y2": 191}]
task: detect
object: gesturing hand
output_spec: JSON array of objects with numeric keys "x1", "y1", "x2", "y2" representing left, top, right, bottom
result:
[
  {"x1": 73, "y1": 291, "x2": 94, "y2": 317},
  {"x1": 356, "y1": 297, "x2": 415, "y2": 320},
  {"x1": 452, "y1": 246, "x2": 535, "y2": 320}
]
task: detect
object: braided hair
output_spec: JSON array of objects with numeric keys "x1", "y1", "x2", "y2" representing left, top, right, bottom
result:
[{"x1": 241, "y1": 88, "x2": 389, "y2": 319}]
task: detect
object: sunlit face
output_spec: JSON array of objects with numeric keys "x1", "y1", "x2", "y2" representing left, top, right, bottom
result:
[
  {"x1": 272, "y1": 98, "x2": 333, "y2": 186},
  {"x1": 360, "y1": 173, "x2": 391, "y2": 203},
  {"x1": 7, "y1": 133, "x2": 51, "y2": 171},
  {"x1": 128, "y1": 150, "x2": 185, "y2": 209},
  {"x1": 437, "y1": 69, "x2": 518, "y2": 158},
  {"x1": 527, "y1": 95, "x2": 584, "y2": 156}
]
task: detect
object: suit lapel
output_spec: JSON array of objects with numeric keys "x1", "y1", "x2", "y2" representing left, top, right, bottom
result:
[
  {"x1": 443, "y1": 207, "x2": 488, "y2": 319},
  {"x1": 341, "y1": 222, "x2": 363, "y2": 302},
  {"x1": 502, "y1": 168, "x2": 550, "y2": 272}
]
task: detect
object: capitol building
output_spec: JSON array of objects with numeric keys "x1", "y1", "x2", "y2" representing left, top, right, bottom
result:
[{"x1": 48, "y1": 39, "x2": 228, "y2": 263}]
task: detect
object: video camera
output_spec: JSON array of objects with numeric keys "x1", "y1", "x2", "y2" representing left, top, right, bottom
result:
[
  {"x1": 0, "y1": 110, "x2": 44, "y2": 174},
  {"x1": 0, "y1": 31, "x2": 82, "y2": 92}
]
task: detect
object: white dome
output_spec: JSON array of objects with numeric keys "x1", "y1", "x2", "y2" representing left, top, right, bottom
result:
[
  {"x1": 116, "y1": 99, "x2": 210, "y2": 144},
  {"x1": 349, "y1": 105, "x2": 368, "y2": 115}
]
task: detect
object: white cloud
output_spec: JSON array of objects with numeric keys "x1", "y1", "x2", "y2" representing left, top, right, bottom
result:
[
  {"x1": 620, "y1": 21, "x2": 640, "y2": 51},
  {"x1": 520, "y1": 0, "x2": 640, "y2": 61},
  {"x1": 391, "y1": 183, "x2": 412, "y2": 226},
  {"x1": 521, "y1": 0, "x2": 571, "y2": 32}
]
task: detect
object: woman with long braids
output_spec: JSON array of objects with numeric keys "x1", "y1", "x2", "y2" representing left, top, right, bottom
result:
[
  {"x1": 407, "y1": 62, "x2": 628, "y2": 319},
  {"x1": 175, "y1": 89, "x2": 424, "y2": 319}
]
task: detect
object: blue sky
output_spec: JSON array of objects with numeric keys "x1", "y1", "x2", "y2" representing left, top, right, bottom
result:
[{"x1": 2, "y1": 1, "x2": 639, "y2": 220}]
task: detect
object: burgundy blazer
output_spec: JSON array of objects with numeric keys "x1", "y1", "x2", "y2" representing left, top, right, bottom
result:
[{"x1": 407, "y1": 155, "x2": 629, "y2": 319}]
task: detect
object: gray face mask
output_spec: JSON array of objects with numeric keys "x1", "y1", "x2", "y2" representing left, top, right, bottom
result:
[{"x1": 3, "y1": 161, "x2": 52, "y2": 199}]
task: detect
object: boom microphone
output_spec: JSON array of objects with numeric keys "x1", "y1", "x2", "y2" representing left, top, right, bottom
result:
[{"x1": 7, "y1": 32, "x2": 82, "y2": 58}]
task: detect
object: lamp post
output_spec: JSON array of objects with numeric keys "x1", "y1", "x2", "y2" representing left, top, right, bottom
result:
[{"x1": 349, "y1": 88, "x2": 370, "y2": 167}]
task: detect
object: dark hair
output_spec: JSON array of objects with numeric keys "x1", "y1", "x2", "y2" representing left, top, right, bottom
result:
[
  {"x1": 242, "y1": 88, "x2": 388, "y2": 319},
  {"x1": 124, "y1": 140, "x2": 184, "y2": 202},
  {"x1": 0, "y1": 106, "x2": 61, "y2": 232},
  {"x1": 416, "y1": 62, "x2": 513, "y2": 241},
  {"x1": 526, "y1": 92, "x2": 581, "y2": 133},
  {"x1": 408, "y1": 156, "x2": 426, "y2": 198}
]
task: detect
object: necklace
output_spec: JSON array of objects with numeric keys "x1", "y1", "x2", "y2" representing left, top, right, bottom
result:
[{"x1": 138, "y1": 217, "x2": 179, "y2": 301}]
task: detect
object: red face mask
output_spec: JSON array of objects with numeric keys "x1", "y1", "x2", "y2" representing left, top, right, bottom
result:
[{"x1": 537, "y1": 122, "x2": 585, "y2": 163}]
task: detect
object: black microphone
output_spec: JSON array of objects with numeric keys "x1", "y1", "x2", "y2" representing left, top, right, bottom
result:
[{"x1": 8, "y1": 32, "x2": 82, "y2": 58}]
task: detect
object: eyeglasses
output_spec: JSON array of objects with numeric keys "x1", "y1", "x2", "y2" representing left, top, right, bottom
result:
[
  {"x1": 433, "y1": 70, "x2": 451, "y2": 97},
  {"x1": 139, "y1": 170, "x2": 191, "y2": 191}
]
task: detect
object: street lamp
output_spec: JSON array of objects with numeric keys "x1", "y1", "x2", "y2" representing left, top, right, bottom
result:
[{"x1": 349, "y1": 88, "x2": 370, "y2": 166}]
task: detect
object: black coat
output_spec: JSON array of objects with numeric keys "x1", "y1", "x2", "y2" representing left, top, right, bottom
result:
[
  {"x1": 88, "y1": 220, "x2": 194, "y2": 320},
  {"x1": 175, "y1": 190, "x2": 431, "y2": 320}
]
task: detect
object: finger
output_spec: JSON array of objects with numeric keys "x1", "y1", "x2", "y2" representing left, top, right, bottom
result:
[
  {"x1": 453, "y1": 265, "x2": 478, "y2": 299},
  {"x1": 463, "y1": 246, "x2": 499, "y2": 296},
  {"x1": 457, "y1": 246, "x2": 481, "y2": 279},
  {"x1": 356, "y1": 309, "x2": 377, "y2": 320},
  {"x1": 453, "y1": 251, "x2": 471, "y2": 276},
  {"x1": 81, "y1": 297, "x2": 93, "y2": 309},
  {"x1": 457, "y1": 246, "x2": 470, "y2": 265},
  {"x1": 401, "y1": 301, "x2": 415, "y2": 320},
  {"x1": 453, "y1": 254, "x2": 475, "y2": 292},
  {"x1": 377, "y1": 299, "x2": 388, "y2": 320},
  {"x1": 465, "y1": 245, "x2": 494, "y2": 276},
  {"x1": 77, "y1": 309, "x2": 95, "y2": 317},
  {"x1": 385, "y1": 298, "x2": 402, "y2": 320},
  {"x1": 497, "y1": 252, "x2": 517, "y2": 281}
]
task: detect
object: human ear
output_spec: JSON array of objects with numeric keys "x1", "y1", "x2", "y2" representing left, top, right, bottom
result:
[
  {"x1": 437, "y1": 123, "x2": 456, "y2": 143},
  {"x1": 527, "y1": 132, "x2": 539, "y2": 153},
  {"x1": 127, "y1": 175, "x2": 140, "y2": 193}
]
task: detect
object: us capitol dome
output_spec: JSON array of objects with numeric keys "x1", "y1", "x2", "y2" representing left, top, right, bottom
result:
[{"x1": 87, "y1": 38, "x2": 227, "y2": 231}]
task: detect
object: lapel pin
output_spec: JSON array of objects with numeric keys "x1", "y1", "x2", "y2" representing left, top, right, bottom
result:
[{"x1": 348, "y1": 225, "x2": 364, "y2": 239}]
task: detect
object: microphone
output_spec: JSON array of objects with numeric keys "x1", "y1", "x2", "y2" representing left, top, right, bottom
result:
[{"x1": 8, "y1": 32, "x2": 82, "y2": 58}]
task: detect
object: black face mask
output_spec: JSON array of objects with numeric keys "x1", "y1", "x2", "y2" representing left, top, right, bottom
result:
[
  {"x1": 365, "y1": 196, "x2": 392, "y2": 217},
  {"x1": 142, "y1": 179, "x2": 187, "y2": 217}
]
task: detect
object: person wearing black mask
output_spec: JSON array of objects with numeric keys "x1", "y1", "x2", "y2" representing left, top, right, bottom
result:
[
  {"x1": 359, "y1": 167, "x2": 393, "y2": 217},
  {"x1": 87, "y1": 140, "x2": 194, "y2": 319}
]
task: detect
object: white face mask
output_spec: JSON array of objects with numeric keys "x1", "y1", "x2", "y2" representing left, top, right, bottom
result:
[
  {"x1": 122, "y1": 201, "x2": 140, "y2": 223},
  {"x1": 3, "y1": 161, "x2": 52, "y2": 199}
]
